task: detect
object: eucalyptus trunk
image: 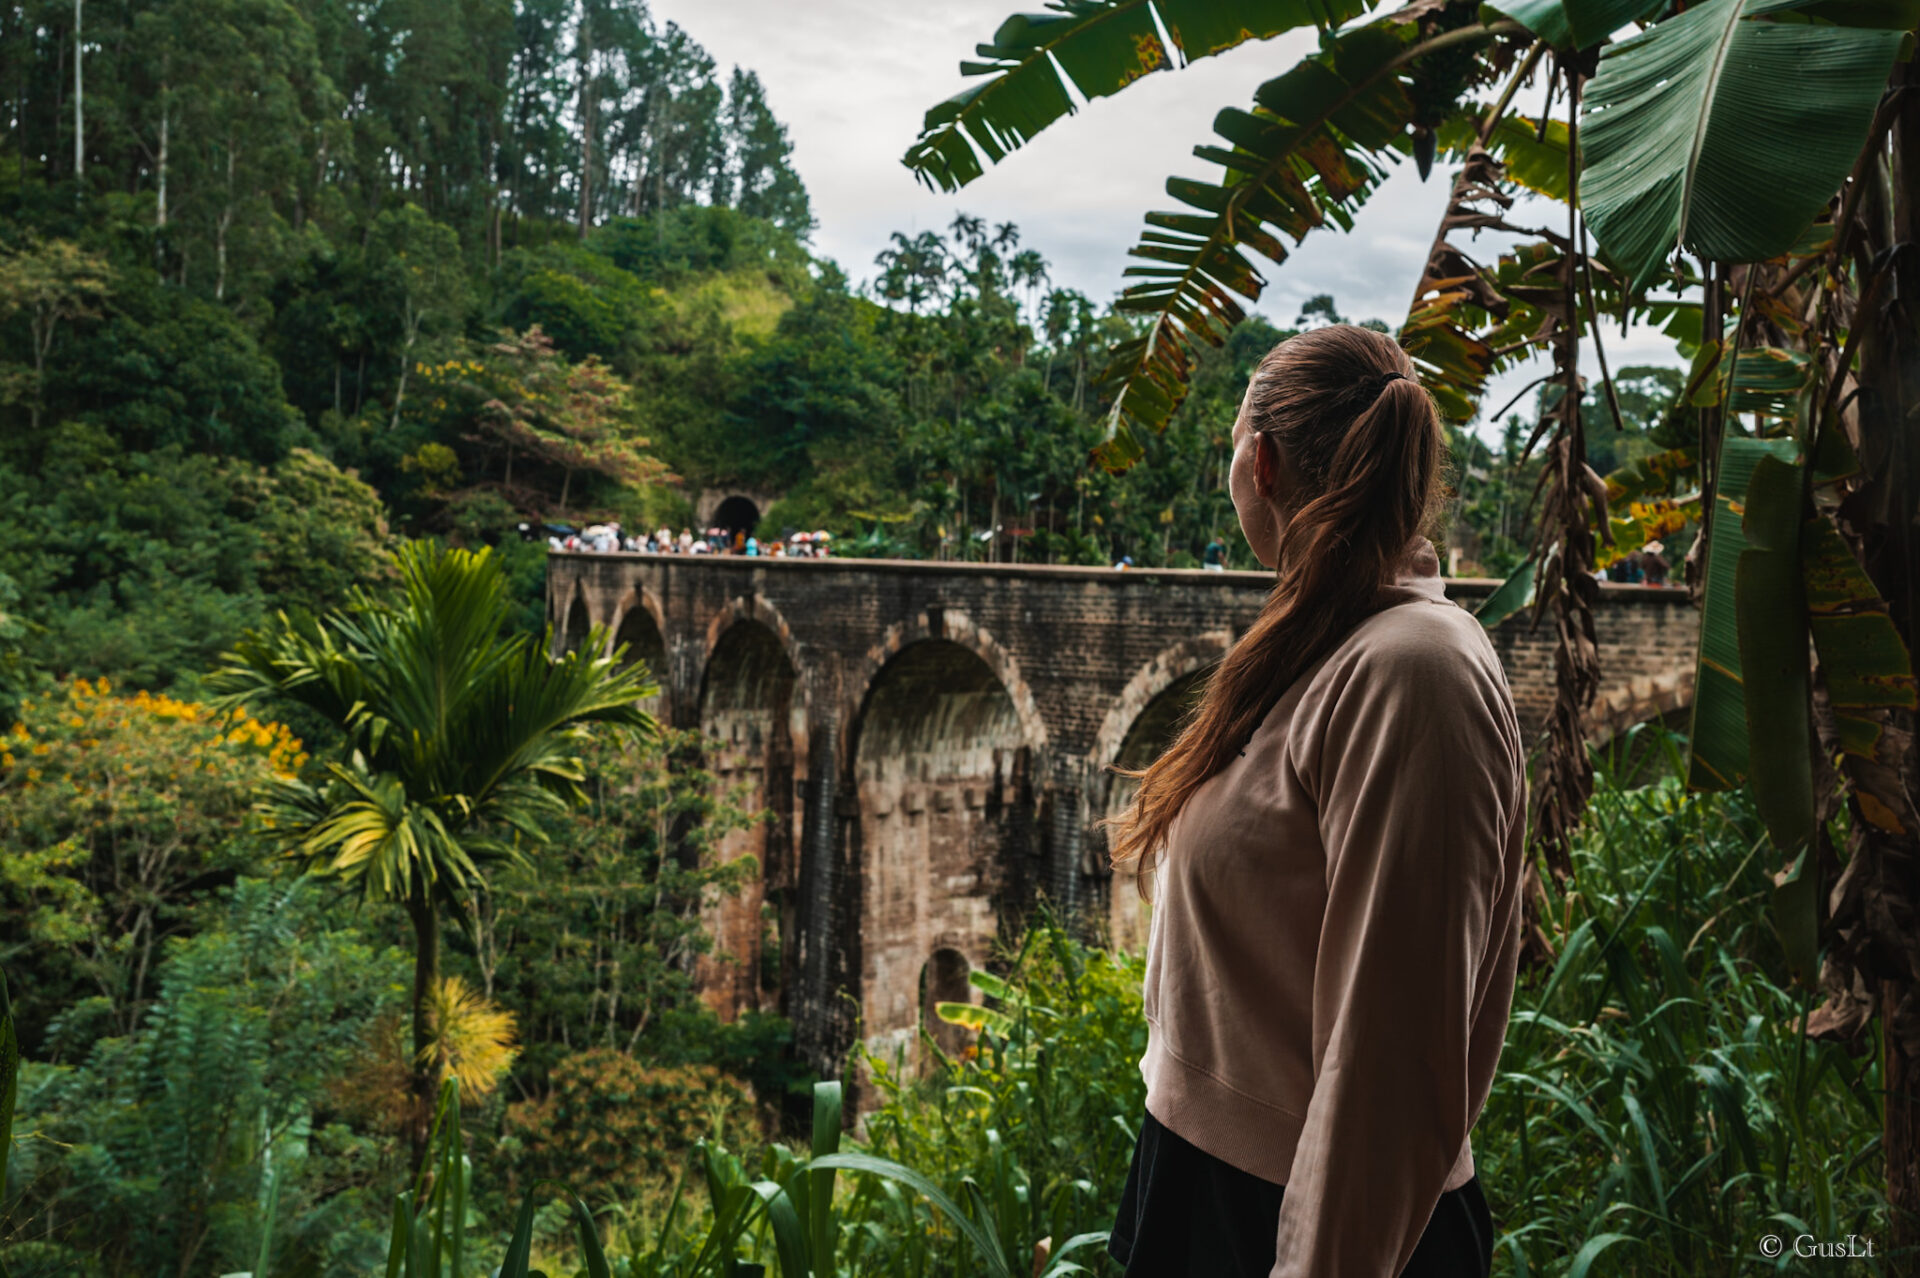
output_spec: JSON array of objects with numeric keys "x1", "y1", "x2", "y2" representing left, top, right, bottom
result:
[{"x1": 71, "y1": 0, "x2": 81, "y2": 178}]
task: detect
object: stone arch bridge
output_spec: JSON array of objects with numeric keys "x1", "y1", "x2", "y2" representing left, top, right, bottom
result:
[{"x1": 546, "y1": 552, "x2": 1697, "y2": 1085}]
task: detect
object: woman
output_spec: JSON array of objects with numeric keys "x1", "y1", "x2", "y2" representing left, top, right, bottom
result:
[{"x1": 1104, "y1": 325, "x2": 1525, "y2": 1277}]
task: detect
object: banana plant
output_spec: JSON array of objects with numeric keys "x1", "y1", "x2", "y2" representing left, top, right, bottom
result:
[{"x1": 908, "y1": 0, "x2": 1920, "y2": 1238}]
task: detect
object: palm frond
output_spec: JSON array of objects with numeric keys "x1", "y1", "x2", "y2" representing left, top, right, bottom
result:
[
  {"x1": 1091, "y1": 16, "x2": 1522, "y2": 469},
  {"x1": 216, "y1": 540, "x2": 658, "y2": 912},
  {"x1": 904, "y1": 0, "x2": 1371, "y2": 192}
]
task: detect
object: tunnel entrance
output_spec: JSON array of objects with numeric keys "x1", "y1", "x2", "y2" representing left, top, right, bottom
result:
[
  {"x1": 1103, "y1": 666, "x2": 1211, "y2": 951},
  {"x1": 714, "y1": 495, "x2": 761, "y2": 544},
  {"x1": 697, "y1": 621, "x2": 799, "y2": 1021},
  {"x1": 850, "y1": 639, "x2": 1029, "y2": 1072}
]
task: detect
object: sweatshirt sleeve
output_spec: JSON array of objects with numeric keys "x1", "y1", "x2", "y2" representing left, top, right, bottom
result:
[{"x1": 1270, "y1": 631, "x2": 1517, "y2": 1278}]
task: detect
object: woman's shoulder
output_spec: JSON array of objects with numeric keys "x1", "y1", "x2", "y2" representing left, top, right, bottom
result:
[
  {"x1": 1297, "y1": 596, "x2": 1512, "y2": 724},
  {"x1": 1347, "y1": 594, "x2": 1497, "y2": 670}
]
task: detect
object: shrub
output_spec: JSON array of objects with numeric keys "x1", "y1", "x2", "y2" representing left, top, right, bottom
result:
[{"x1": 503, "y1": 1049, "x2": 759, "y2": 1205}]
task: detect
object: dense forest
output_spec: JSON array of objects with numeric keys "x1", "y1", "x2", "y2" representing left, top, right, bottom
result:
[
  {"x1": 0, "y1": 1, "x2": 1726, "y2": 1272},
  {"x1": 0, "y1": 0, "x2": 1686, "y2": 708}
]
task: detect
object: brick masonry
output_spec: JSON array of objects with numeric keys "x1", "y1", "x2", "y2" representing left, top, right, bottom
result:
[{"x1": 547, "y1": 552, "x2": 1698, "y2": 1091}]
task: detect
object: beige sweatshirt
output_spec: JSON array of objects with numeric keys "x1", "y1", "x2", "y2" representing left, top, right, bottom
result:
[{"x1": 1139, "y1": 539, "x2": 1526, "y2": 1277}]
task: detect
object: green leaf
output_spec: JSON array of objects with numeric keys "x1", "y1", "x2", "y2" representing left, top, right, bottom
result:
[
  {"x1": 497, "y1": 1191, "x2": 542, "y2": 1278},
  {"x1": 1580, "y1": 0, "x2": 1905, "y2": 287},
  {"x1": 1687, "y1": 435, "x2": 1800, "y2": 791},
  {"x1": 750, "y1": 1181, "x2": 811, "y2": 1278},
  {"x1": 571, "y1": 1196, "x2": 612, "y2": 1278},
  {"x1": 809, "y1": 1152, "x2": 1016, "y2": 1278},
  {"x1": 936, "y1": 1000, "x2": 1014, "y2": 1033},
  {"x1": 1567, "y1": 1233, "x2": 1639, "y2": 1278},
  {"x1": 385, "y1": 1191, "x2": 411, "y2": 1278},
  {"x1": 1804, "y1": 516, "x2": 1918, "y2": 717},
  {"x1": 1094, "y1": 19, "x2": 1440, "y2": 465},
  {"x1": 1474, "y1": 555, "x2": 1538, "y2": 631},
  {"x1": 1486, "y1": 0, "x2": 1664, "y2": 49},
  {"x1": 808, "y1": 1081, "x2": 841, "y2": 1277},
  {"x1": 1735, "y1": 453, "x2": 1818, "y2": 983},
  {"x1": 1727, "y1": 346, "x2": 1812, "y2": 418},
  {"x1": 903, "y1": 0, "x2": 1369, "y2": 192}
]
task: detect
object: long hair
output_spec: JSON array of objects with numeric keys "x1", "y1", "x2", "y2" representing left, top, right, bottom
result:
[{"x1": 1106, "y1": 324, "x2": 1447, "y2": 893}]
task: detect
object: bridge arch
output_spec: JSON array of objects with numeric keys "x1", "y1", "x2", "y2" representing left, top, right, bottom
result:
[
  {"x1": 1088, "y1": 632, "x2": 1233, "y2": 772},
  {"x1": 694, "y1": 615, "x2": 804, "y2": 1021},
  {"x1": 845, "y1": 609, "x2": 1048, "y2": 768},
  {"x1": 919, "y1": 945, "x2": 977, "y2": 1065},
  {"x1": 1097, "y1": 650, "x2": 1220, "y2": 951},
  {"x1": 608, "y1": 588, "x2": 669, "y2": 713},
  {"x1": 846, "y1": 635, "x2": 1040, "y2": 1071},
  {"x1": 558, "y1": 586, "x2": 594, "y2": 656}
]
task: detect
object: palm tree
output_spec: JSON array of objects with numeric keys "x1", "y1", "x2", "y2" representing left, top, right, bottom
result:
[
  {"x1": 210, "y1": 540, "x2": 655, "y2": 1165},
  {"x1": 1010, "y1": 247, "x2": 1051, "y2": 325},
  {"x1": 906, "y1": 0, "x2": 1920, "y2": 1242}
]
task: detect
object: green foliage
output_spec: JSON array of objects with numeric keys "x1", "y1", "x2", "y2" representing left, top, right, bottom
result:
[
  {"x1": 212, "y1": 538, "x2": 658, "y2": 1159},
  {"x1": 502, "y1": 1052, "x2": 758, "y2": 1207},
  {"x1": 498, "y1": 244, "x2": 663, "y2": 364},
  {"x1": 1579, "y1": 0, "x2": 1906, "y2": 288},
  {"x1": 9, "y1": 878, "x2": 407, "y2": 1277},
  {"x1": 0, "y1": 572, "x2": 29, "y2": 729},
  {"x1": 212, "y1": 540, "x2": 656, "y2": 912},
  {"x1": 848, "y1": 925, "x2": 1143, "y2": 1276},
  {"x1": 1476, "y1": 729, "x2": 1890, "y2": 1272},
  {"x1": 45, "y1": 272, "x2": 302, "y2": 463},
  {"x1": 477, "y1": 728, "x2": 764, "y2": 1085},
  {"x1": 0, "y1": 676, "x2": 304, "y2": 1053},
  {"x1": 902, "y1": 0, "x2": 1364, "y2": 192},
  {"x1": 0, "y1": 429, "x2": 389, "y2": 688}
]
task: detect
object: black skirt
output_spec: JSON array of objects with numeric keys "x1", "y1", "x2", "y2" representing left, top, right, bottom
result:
[{"x1": 1107, "y1": 1111, "x2": 1494, "y2": 1277}]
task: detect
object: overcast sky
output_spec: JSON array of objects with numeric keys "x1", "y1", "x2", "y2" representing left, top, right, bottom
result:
[{"x1": 650, "y1": 0, "x2": 1684, "y2": 433}]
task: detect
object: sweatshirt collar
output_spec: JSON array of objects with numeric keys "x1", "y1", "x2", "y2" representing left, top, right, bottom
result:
[{"x1": 1387, "y1": 535, "x2": 1448, "y2": 603}]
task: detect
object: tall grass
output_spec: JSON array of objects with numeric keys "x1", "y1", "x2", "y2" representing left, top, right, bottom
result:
[{"x1": 1477, "y1": 727, "x2": 1892, "y2": 1275}]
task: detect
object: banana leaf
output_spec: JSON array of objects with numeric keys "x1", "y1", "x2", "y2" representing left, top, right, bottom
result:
[
  {"x1": 903, "y1": 0, "x2": 1369, "y2": 192},
  {"x1": 1093, "y1": 18, "x2": 1439, "y2": 467},
  {"x1": 1727, "y1": 347, "x2": 1812, "y2": 419},
  {"x1": 1486, "y1": 0, "x2": 1666, "y2": 50},
  {"x1": 1474, "y1": 555, "x2": 1537, "y2": 631},
  {"x1": 1580, "y1": 0, "x2": 1905, "y2": 288},
  {"x1": 1735, "y1": 454, "x2": 1818, "y2": 983},
  {"x1": 1603, "y1": 447, "x2": 1698, "y2": 506},
  {"x1": 1803, "y1": 513, "x2": 1918, "y2": 832},
  {"x1": 809, "y1": 1081, "x2": 842, "y2": 1278},
  {"x1": 1686, "y1": 434, "x2": 1800, "y2": 791}
]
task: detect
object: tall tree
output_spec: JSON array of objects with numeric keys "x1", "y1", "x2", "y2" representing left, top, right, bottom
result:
[{"x1": 211, "y1": 540, "x2": 655, "y2": 1166}]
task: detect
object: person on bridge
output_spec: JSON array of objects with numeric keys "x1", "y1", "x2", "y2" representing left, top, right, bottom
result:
[{"x1": 1103, "y1": 323, "x2": 1522, "y2": 1278}]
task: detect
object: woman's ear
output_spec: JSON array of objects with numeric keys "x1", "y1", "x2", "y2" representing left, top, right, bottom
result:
[{"x1": 1251, "y1": 430, "x2": 1277, "y2": 500}]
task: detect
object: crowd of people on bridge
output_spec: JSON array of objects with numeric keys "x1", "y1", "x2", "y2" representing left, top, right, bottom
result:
[
  {"x1": 540, "y1": 521, "x2": 835, "y2": 558},
  {"x1": 1603, "y1": 540, "x2": 1671, "y2": 586}
]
